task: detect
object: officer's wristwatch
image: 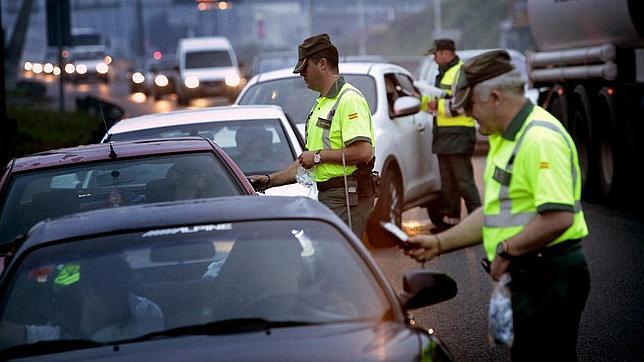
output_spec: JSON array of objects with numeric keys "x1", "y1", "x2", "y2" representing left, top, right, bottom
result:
[
  {"x1": 496, "y1": 241, "x2": 515, "y2": 260},
  {"x1": 313, "y1": 151, "x2": 322, "y2": 164}
]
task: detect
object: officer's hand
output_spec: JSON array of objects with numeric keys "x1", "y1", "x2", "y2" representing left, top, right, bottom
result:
[
  {"x1": 427, "y1": 100, "x2": 438, "y2": 112},
  {"x1": 298, "y1": 151, "x2": 316, "y2": 169},
  {"x1": 403, "y1": 234, "x2": 441, "y2": 262},
  {"x1": 490, "y1": 257, "x2": 510, "y2": 281},
  {"x1": 248, "y1": 174, "x2": 270, "y2": 191}
]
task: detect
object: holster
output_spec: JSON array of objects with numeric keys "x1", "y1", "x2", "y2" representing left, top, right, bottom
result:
[{"x1": 316, "y1": 157, "x2": 379, "y2": 198}]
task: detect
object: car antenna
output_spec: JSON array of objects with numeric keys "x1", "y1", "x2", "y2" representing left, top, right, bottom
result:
[{"x1": 98, "y1": 105, "x2": 117, "y2": 159}]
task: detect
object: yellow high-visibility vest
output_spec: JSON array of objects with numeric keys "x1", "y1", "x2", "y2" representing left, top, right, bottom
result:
[
  {"x1": 436, "y1": 61, "x2": 476, "y2": 128},
  {"x1": 482, "y1": 102, "x2": 588, "y2": 260}
]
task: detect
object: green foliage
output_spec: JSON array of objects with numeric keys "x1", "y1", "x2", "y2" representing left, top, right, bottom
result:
[
  {"x1": 360, "y1": 0, "x2": 508, "y2": 56},
  {"x1": 6, "y1": 104, "x2": 104, "y2": 157}
]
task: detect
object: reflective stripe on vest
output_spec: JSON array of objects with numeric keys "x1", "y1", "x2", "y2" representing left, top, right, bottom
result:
[
  {"x1": 321, "y1": 87, "x2": 364, "y2": 150},
  {"x1": 436, "y1": 62, "x2": 475, "y2": 128},
  {"x1": 484, "y1": 120, "x2": 583, "y2": 227}
]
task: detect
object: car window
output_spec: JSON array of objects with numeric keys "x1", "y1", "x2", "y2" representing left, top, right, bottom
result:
[
  {"x1": 384, "y1": 73, "x2": 411, "y2": 118},
  {"x1": 0, "y1": 153, "x2": 241, "y2": 244},
  {"x1": 238, "y1": 74, "x2": 377, "y2": 124},
  {"x1": 0, "y1": 220, "x2": 390, "y2": 351},
  {"x1": 109, "y1": 119, "x2": 296, "y2": 175},
  {"x1": 185, "y1": 50, "x2": 232, "y2": 69}
]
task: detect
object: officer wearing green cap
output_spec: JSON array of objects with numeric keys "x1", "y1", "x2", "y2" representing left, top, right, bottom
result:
[
  {"x1": 403, "y1": 50, "x2": 590, "y2": 361},
  {"x1": 424, "y1": 38, "x2": 481, "y2": 233},
  {"x1": 250, "y1": 34, "x2": 376, "y2": 239}
]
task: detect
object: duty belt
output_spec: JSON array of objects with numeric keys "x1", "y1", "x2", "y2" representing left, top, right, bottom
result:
[{"x1": 316, "y1": 175, "x2": 377, "y2": 197}]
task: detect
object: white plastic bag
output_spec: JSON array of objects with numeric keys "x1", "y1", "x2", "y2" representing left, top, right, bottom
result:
[
  {"x1": 488, "y1": 273, "x2": 514, "y2": 346},
  {"x1": 296, "y1": 165, "x2": 315, "y2": 187}
]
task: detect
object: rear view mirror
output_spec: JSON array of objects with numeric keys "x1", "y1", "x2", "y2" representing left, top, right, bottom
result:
[
  {"x1": 150, "y1": 241, "x2": 216, "y2": 263},
  {"x1": 393, "y1": 96, "x2": 421, "y2": 118},
  {"x1": 398, "y1": 269, "x2": 457, "y2": 310}
]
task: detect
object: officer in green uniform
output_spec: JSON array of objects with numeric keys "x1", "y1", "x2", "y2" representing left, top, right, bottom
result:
[
  {"x1": 249, "y1": 34, "x2": 376, "y2": 239},
  {"x1": 425, "y1": 39, "x2": 481, "y2": 233},
  {"x1": 403, "y1": 50, "x2": 590, "y2": 361}
]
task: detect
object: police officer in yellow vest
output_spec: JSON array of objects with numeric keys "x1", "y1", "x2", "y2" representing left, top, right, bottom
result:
[
  {"x1": 404, "y1": 50, "x2": 590, "y2": 361},
  {"x1": 249, "y1": 34, "x2": 376, "y2": 239},
  {"x1": 425, "y1": 39, "x2": 481, "y2": 232}
]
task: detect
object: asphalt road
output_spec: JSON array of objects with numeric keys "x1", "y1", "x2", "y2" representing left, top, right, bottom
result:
[
  {"x1": 39, "y1": 73, "x2": 644, "y2": 361},
  {"x1": 373, "y1": 156, "x2": 644, "y2": 361}
]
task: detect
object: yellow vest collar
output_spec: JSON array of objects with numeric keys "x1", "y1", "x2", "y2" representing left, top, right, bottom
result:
[{"x1": 502, "y1": 100, "x2": 534, "y2": 141}]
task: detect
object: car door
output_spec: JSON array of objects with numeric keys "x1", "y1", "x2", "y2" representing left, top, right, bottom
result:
[
  {"x1": 395, "y1": 73, "x2": 439, "y2": 199},
  {"x1": 382, "y1": 72, "x2": 435, "y2": 204}
]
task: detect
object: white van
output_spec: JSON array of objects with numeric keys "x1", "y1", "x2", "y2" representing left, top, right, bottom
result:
[{"x1": 176, "y1": 36, "x2": 241, "y2": 105}]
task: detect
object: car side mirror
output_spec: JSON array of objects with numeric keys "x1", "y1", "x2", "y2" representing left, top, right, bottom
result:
[
  {"x1": 398, "y1": 269, "x2": 457, "y2": 310},
  {"x1": 392, "y1": 96, "x2": 421, "y2": 118}
]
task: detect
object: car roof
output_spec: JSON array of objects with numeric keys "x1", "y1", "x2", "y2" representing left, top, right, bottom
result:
[
  {"x1": 21, "y1": 196, "x2": 345, "y2": 249},
  {"x1": 10, "y1": 138, "x2": 219, "y2": 173},
  {"x1": 109, "y1": 105, "x2": 287, "y2": 134},
  {"x1": 250, "y1": 62, "x2": 410, "y2": 83}
]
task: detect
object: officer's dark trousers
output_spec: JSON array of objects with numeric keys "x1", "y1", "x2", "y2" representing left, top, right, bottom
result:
[
  {"x1": 437, "y1": 154, "x2": 481, "y2": 218},
  {"x1": 508, "y1": 244, "x2": 590, "y2": 361},
  {"x1": 318, "y1": 188, "x2": 375, "y2": 239}
]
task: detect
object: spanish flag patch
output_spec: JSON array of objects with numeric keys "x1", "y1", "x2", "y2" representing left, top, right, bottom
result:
[
  {"x1": 539, "y1": 161, "x2": 550, "y2": 169},
  {"x1": 348, "y1": 112, "x2": 359, "y2": 120}
]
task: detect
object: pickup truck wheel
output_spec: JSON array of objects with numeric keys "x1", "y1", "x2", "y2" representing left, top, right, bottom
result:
[
  {"x1": 366, "y1": 168, "x2": 403, "y2": 248},
  {"x1": 380, "y1": 169, "x2": 403, "y2": 226}
]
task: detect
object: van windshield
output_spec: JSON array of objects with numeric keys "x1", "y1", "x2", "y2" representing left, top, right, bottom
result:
[{"x1": 185, "y1": 50, "x2": 232, "y2": 69}]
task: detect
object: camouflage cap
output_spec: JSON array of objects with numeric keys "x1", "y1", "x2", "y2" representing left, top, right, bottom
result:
[
  {"x1": 452, "y1": 50, "x2": 516, "y2": 110},
  {"x1": 425, "y1": 38, "x2": 456, "y2": 55},
  {"x1": 293, "y1": 33, "x2": 334, "y2": 74}
]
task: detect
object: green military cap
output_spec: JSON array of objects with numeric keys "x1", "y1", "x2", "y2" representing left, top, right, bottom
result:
[
  {"x1": 452, "y1": 49, "x2": 516, "y2": 110},
  {"x1": 425, "y1": 38, "x2": 456, "y2": 55},
  {"x1": 293, "y1": 33, "x2": 334, "y2": 74}
]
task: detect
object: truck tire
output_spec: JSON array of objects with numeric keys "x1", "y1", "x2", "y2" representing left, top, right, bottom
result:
[
  {"x1": 571, "y1": 85, "x2": 595, "y2": 200},
  {"x1": 546, "y1": 86, "x2": 569, "y2": 129},
  {"x1": 595, "y1": 88, "x2": 620, "y2": 203}
]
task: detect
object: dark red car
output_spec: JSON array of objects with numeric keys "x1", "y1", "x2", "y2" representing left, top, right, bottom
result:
[{"x1": 0, "y1": 137, "x2": 255, "y2": 251}]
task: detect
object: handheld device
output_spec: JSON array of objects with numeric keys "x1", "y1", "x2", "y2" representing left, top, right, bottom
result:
[{"x1": 380, "y1": 222, "x2": 417, "y2": 250}]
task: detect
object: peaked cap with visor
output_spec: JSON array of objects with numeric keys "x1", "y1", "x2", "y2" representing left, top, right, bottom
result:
[
  {"x1": 452, "y1": 49, "x2": 516, "y2": 110},
  {"x1": 293, "y1": 33, "x2": 335, "y2": 74}
]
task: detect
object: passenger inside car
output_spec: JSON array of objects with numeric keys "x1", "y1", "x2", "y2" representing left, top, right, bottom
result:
[
  {"x1": 146, "y1": 161, "x2": 218, "y2": 202},
  {"x1": 233, "y1": 127, "x2": 288, "y2": 173}
]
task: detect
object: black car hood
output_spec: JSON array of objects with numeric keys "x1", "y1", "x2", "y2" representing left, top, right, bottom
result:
[{"x1": 18, "y1": 321, "x2": 429, "y2": 361}]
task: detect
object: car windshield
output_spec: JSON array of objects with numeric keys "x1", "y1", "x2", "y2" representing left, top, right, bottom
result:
[
  {"x1": 238, "y1": 75, "x2": 377, "y2": 125},
  {"x1": 109, "y1": 119, "x2": 296, "y2": 175},
  {"x1": 185, "y1": 50, "x2": 232, "y2": 69},
  {"x1": 73, "y1": 52, "x2": 105, "y2": 61},
  {"x1": 0, "y1": 220, "x2": 390, "y2": 352},
  {"x1": 0, "y1": 153, "x2": 241, "y2": 244}
]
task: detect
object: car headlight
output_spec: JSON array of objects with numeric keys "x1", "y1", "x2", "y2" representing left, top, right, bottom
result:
[
  {"x1": 185, "y1": 76, "x2": 199, "y2": 89},
  {"x1": 225, "y1": 72, "x2": 241, "y2": 87},
  {"x1": 24, "y1": 61, "x2": 33, "y2": 71},
  {"x1": 96, "y1": 62, "x2": 109, "y2": 74},
  {"x1": 53, "y1": 66, "x2": 61, "y2": 76},
  {"x1": 65, "y1": 63, "x2": 76, "y2": 74},
  {"x1": 155, "y1": 74, "x2": 169, "y2": 87},
  {"x1": 76, "y1": 64, "x2": 87, "y2": 74},
  {"x1": 104, "y1": 55, "x2": 113, "y2": 64},
  {"x1": 132, "y1": 72, "x2": 145, "y2": 84},
  {"x1": 32, "y1": 63, "x2": 43, "y2": 74}
]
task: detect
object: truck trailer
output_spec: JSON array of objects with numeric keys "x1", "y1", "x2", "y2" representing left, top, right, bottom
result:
[{"x1": 525, "y1": 0, "x2": 643, "y2": 206}]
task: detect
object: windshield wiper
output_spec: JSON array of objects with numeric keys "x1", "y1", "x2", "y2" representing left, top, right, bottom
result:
[
  {"x1": 114, "y1": 318, "x2": 318, "y2": 344},
  {"x1": 1, "y1": 339, "x2": 104, "y2": 359}
]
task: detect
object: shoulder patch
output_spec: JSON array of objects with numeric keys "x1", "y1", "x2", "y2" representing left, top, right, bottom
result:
[
  {"x1": 348, "y1": 112, "x2": 358, "y2": 120},
  {"x1": 539, "y1": 161, "x2": 550, "y2": 169}
]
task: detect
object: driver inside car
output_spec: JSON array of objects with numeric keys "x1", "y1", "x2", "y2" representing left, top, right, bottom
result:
[{"x1": 0, "y1": 257, "x2": 164, "y2": 344}]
